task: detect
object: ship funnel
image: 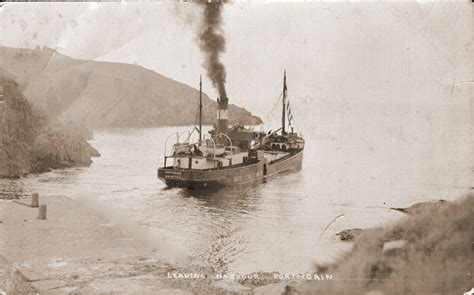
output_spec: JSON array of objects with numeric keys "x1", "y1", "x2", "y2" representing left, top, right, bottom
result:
[{"x1": 216, "y1": 96, "x2": 228, "y2": 135}]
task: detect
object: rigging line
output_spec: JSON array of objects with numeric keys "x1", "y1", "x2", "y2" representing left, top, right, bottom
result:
[{"x1": 262, "y1": 92, "x2": 283, "y2": 125}]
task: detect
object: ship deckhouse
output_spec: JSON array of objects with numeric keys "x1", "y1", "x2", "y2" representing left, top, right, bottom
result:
[{"x1": 158, "y1": 71, "x2": 304, "y2": 189}]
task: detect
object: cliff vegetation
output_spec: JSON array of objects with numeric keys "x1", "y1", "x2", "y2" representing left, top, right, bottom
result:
[
  {"x1": 301, "y1": 195, "x2": 473, "y2": 295},
  {"x1": 0, "y1": 72, "x2": 98, "y2": 178}
]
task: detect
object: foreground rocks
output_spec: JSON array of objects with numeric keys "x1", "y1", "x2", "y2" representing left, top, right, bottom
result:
[
  {"x1": 0, "y1": 195, "x2": 248, "y2": 294},
  {"x1": 336, "y1": 200, "x2": 450, "y2": 242},
  {"x1": 390, "y1": 199, "x2": 448, "y2": 215},
  {"x1": 0, "y1": 72, "x2": 98, "y2": 178},
  {"x1": 304, "y1": 195, "x2": 472, "y2": 294},
  {"x1": 336, "y1": 228, "x2": 383, "y2": 242},
  {"x1": 336, "y1": 228, "x2": 363, "y2": 241}
]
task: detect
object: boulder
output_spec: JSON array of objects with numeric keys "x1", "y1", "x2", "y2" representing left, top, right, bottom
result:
[
  {"x1": 337, "y1": 228, "x2": 363, "y2": 241},
  {"x1": 391, "y1": 200, "x2": 448, "y2": 215}
]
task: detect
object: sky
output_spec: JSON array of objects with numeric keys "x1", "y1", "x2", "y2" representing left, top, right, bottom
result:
[
  {"x1": 0, "y1": 2, "x2": 472, "y2": 119},
  {"x1": 1, "y1": 2, "x2": 472, "y2": 200}
]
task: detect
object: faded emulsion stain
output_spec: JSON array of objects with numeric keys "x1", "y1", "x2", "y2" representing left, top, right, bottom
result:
[{"x1": 0, "y1": 2, "x2": 472, "y2": 294}]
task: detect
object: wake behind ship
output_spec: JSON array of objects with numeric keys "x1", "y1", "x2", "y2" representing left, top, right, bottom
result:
[{"x1": 157, "y1": 71, "x2": 304, "y2": 189}]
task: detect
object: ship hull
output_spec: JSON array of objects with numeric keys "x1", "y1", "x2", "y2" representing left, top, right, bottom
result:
[{"x1": 157, "y1": 150, "x2": 303, "y2": 189}]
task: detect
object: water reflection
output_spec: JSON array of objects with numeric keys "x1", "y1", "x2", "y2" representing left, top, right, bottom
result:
[
  {"x1": 1, "y1": 125, "x2": 471, "y2": 274},
  {"x1": 178, "y1": 184, "x2": 262, "y2": 212}
]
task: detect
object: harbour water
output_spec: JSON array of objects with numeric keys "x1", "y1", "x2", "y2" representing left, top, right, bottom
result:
[{"x1": 0, "y1": 104, "x2": 471, "y2": 274}]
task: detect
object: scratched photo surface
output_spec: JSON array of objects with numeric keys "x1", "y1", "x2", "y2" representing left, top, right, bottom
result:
[{"x1": 0, "y1": 2, "x2": 472, "y2": 294}]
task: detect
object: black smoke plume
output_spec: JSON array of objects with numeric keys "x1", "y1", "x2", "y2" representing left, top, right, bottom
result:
[{"x1": 197, "y1": 1, "x2": 228, "y2": 105}]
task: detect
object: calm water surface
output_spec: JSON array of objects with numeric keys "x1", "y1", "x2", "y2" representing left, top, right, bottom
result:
[{"x1": 1, "y1": 122, "x2": 471, "y2": 274}]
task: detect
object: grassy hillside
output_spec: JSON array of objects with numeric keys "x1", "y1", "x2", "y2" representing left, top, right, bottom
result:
[
  {"x1": 301, "y1": 194, "x2": 473, "y2": 294},
  {"x1": 0, "y1": 46, "x2": 262, "y2": 128}
]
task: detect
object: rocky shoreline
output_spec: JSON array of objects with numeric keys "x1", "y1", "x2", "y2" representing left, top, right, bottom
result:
[
  {"x1": 0, "y1": 193, "x2": 291, "y2": 294},
  {"x1": 1, "y1": 193, "x2": 470, "y2": 294},
  {"x1": 0, "y1": 72, "x2": 99, "y2": 179},
  {"x1": 335, "y1": 199, "x2": 450, "y2": 242},
  {"x1": 303, "y1": 195, "x2": 473, "y2": 294},
  {"x1": 0, "y1": 195, "x2": 223, "y2": 294},
  {"x1": 0, "y1": 194, "x2": 303, "y2": 294}
]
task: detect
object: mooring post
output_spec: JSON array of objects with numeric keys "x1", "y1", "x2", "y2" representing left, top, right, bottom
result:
[
  {"x1": 31, "y1": 193, "x2": 39, "y2": 208},
  {"x1": 38, "y1": 204, "x2": 47, "y2": 220}
]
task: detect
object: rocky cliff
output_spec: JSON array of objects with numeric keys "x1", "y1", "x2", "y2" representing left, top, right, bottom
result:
[
  {"x1": 0, "y1": 72, "x2": 99, "y2": 178},
  {"x1": 0, "y1": 46, "x2": 262, "y2": 128}
]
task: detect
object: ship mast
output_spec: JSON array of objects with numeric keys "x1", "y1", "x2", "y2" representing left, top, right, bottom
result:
[
  {"x1": 199, "y1": 75, "x2": 203, "y2": 144},
  {"x1": 282, "y1": 69, "x2": 287, "y2": 134}
]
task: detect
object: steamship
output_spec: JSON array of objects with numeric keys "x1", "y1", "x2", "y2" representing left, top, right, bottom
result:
[{"x1": 157, "y1": 71, "x2": 304, "y2": 189}]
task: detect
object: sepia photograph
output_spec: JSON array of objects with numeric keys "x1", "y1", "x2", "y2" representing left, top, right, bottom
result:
[{"x1": 0, "y1": 1, "x2": 472, "y2": 294}]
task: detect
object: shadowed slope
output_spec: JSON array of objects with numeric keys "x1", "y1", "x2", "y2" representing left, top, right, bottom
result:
[{"x1": 0, "y1": 46, "x2": 262, "y2": 128}]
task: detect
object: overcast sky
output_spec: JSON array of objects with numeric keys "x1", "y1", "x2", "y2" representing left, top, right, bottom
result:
[{"x1": 0, "y1": 2, "x2": 472, "y2": 118}]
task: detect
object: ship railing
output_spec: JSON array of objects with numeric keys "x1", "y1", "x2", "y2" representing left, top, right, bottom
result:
[
  {"x1": 179, "y1": 127, "x2": 201, "y2": 144},
  {"x1": 162, "y1": 131, "x2": 236, "y2": 169},
  {"x1": 163, "y1": 132, "x2": 179, "y2": 167},
  {"x1": 164, "y1": 131, "x2": 191, "y2": 167},
  {"x1": 177, "y1": 130, "x2": 190, "y2": 143},
  {"x1": 207, "y1": 137, "x2": 217, "y2": 159},
  {"x1": 163, "y1": 128, "x2": 206, "y2": 167},
  {"x1": 216, "y1": 133, "x2": 233, "y2": 147},
  {"x1": 202, "y1": 138, "x2": 228, "y2": 167}
]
